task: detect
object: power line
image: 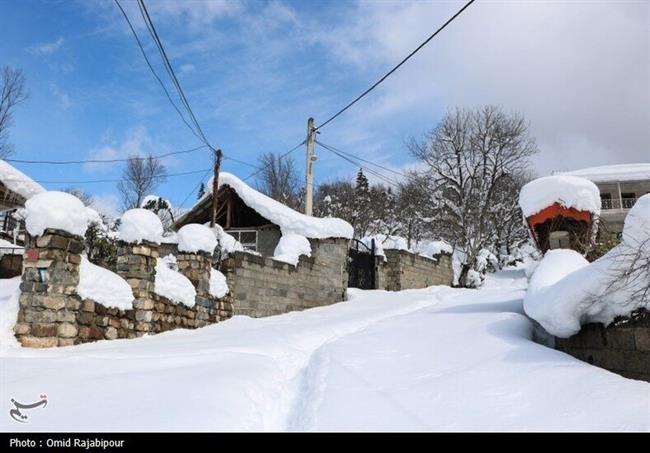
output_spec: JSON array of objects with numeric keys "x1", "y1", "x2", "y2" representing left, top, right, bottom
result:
[
  {"x1": 315, "y1": 0, "x2": 475, "y2": 131},
  {"x1": 242, "y1": 140, "x2": 305, "y2": 182},
  {"x1": 315, "y1": 140, "x2": 409, "y2": 179},
  {"x1": 2, "y1": 168, "x2": 211, "y2": 186},
  {"x1": 113, "y1": 0, "x2": 206, "y2": 145},
  {"x1": 178, "y1": 169, "x2": 212, "y2": 208},
  {"x1": 5, "y1": 145, "x2": 207, "y2": 165}
]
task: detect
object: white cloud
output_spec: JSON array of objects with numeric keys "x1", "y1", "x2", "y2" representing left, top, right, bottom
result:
[
  {"x1": 49, "y1": 83, "x2": 71, "y2": 110},
  {"x1": 179, "y1": 63, "x2": 195, "y2": 74},
  {"x1": 310, "y1": 0, "x2": 650, "y2": 175},
  {"x1": 27, "y1": 37, "x2": 64, "y2": 55},
  {"x1": 84, "y1": 127, "x2": 162, "y2": 173},
  {"x1": 150, "y1": 0, "x2": 243, "y2": 26},
  {"x1": 90, "y1": 193, "x2": 121, "y2": 219}
]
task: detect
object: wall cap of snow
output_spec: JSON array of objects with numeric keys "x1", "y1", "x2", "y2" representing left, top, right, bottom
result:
[
  {"x1": 177, "y1": 223, "x2": 217, "y2": 254},
  {"x1": 25, "y1": 191, "x2": 90, "y2": 238},
  {"x1": 119, "y1": 208, "x2": 164, "y2": 244}
]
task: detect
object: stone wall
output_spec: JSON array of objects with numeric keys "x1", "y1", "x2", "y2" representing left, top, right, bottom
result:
[
  {"x1": 555, "y1": 309, "x2": 650, "y2": 382},
  {"x1": 14, "y1": 231, "x2": 231, "y2": 348},
  {"x1": 221, "y1": 237, "x2": 348, "y2": 318},
  {"x1": 376, "y1": 250, "x2": 453, "y2": 291}
]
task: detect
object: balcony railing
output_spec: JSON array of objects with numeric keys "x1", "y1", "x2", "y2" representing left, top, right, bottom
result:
[{"x1": 601, "y1": 198, "x2": 637, "y2": 210}]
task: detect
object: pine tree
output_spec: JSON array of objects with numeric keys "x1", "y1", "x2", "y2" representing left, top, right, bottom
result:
[
  {"x1": 353, "y1": 169, "x2": 372, "y2": 237},
  {"x1": 197, "y1": 182, "x2": 206, "y2": 199}
]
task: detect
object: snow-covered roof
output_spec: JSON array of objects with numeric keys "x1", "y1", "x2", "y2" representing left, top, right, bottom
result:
[
  {"x1": 186, "y1": 172, "x2": 353, "y2": 239},
  {"x1": 0, "y1": 159, "x2": 45, "y2": 201},
  {"x1": 519, "y1": 175, "x2": 601, "y2": 218},
  {"x1": 556, "y1": 163, "x2": 650, "y2": 183}
]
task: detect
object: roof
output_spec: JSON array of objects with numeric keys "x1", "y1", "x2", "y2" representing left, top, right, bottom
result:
[
  {"x1": 556, "y1": 163, "x2": 650, "y2": 183},
  {"x1": 0, "y1": 159, "x2": 45, "y2": 201},
  {"x1": 178, "y1": 172, "x2": 354, "y2": 239}
]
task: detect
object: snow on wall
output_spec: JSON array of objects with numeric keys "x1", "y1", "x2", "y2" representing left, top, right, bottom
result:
[
  {"x1": 519, "y1": 175, "x2": 601, "y2": 218},
  {"x1": 177, "y1": 223, "x2": 217, "y2": 254},
  {"x1": 78, "y1": 257, "x2": 135, "y2": 310},
  {"x1": 25, "y1": 191, "x2": 91, "y2": 237},
  {"x1": 273, "y1": 233, "x2": 312, "y2": 266},
  {"x1": 361, "y1": 235, "x2": 452, "y2": 261},
  {"x1": 200, "y1": 172, "x2": 354, "y2": 239},
  {"x1": 524, "y1": 195, "x2": 650, "y2": 337},
  {"x1": 119, "y1": 209, "x2": 164, "y2": 244},
  {"x1": 209, "y1": 268, "x2": 229, "y2": 298},
  {"x1": 558, "y1": 163, "x2": 650, "y2": 183},
  {"x1": 154, "y1": 255, "x2": 196, "y2": 307},
  {"x1": 0, "y1": 159, "x2": 45, "y2": 200}
]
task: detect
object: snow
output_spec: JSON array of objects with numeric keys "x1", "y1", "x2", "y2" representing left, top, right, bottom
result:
[
  {"x1": 177, "y1": 223, "x2": 217, "y2": 254},
  {"x1": 0, "y1": 159, "x2": 45, "y2": 200},
  {"x1": 524, "y1": 196, "x2": 650, "y2": 337},
  {"x1": 558, "y1": 163, "x2": 650, "y2": 183},
  {"x1": 209, "y1": 268, "x2": 229, "y2": 298},
  {"x1": 0, "y1": 267, "x2": 647, "y2": 431},
  {"x1": 24, "y1": 191, "x2": 91, "y2": 237},
  {"x1": 414, "y1": 239, "x2": 453, "y2": 257},
  {"x1": 0, "y1": 277, "x2": 20, "y2": 350},
  {"x1": 360, "y1": 235, "x2": 452, "y2": 261},
  {"x1": 195, "y1": 172, "x2": 354, "y2": 239},
  {"x1": 154, "y1": 255, "x2": 196, "y2": 307},
  {"x1": 273, "y1": 233, "x2": 312, "y2": 266},
  {"x1": 77, "y1": 257, "x2": 134, "y2": 310},
  {"x1": 211, "y1": 224, "x2": 244, "y2": 255},
  {"x1": 118, "y1": 208, "x2": 164, "y2": 244},
  {"x1": 0, "y1": 238, "x2": 23, "y2": 251},
  {"x1": 518, "y1": 175, "x2": 601, "y2": 218}
]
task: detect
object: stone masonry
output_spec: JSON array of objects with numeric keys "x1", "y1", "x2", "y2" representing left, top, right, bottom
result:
[
  {"x1": 221, "y1": 238, "x2": 348, "y2": 318},
  {"x1": 555, "y1": 309, "x2": 650, "y2": 382},
  {"x1": 376, "y1": 250, "x2": 453, "y2": 291},
  {"x1": 14, "y1": 229, "x2": 84, "y2": 348},
  {"x1": 15, "y1": 233, "x2": 231, "y2": 347}
]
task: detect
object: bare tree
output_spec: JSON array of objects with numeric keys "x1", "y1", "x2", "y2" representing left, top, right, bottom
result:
[
  {"x1": 410, "y1": 105, "x2": 538, "y2": 287},
  {"x1": 117, "y1": 155, "x2": 167, "y2": 210},
  {"x1": 256, "y1": 152, "x2": 302, "y2": 209},
  {"x1": 0, "y1": 67, "x2": 28, "y2": 158}
]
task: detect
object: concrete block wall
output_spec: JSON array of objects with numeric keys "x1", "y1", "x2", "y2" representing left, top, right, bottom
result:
[
  {"x1": 376, "y1": 250, "x2": 453, "y2": 291},
  {"x1": 555, "y1": 309, "x2": 650, "y2": 382},
  {"x1": 221, "y1": 238, "x2": 349, "y2": 318}
]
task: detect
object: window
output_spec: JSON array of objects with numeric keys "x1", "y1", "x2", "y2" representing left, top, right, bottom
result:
[
  {"x1": 549, "y1": 231, "x2": 571, "y2": 250},
  {"x1": 600, "y1": 193, "x2": 612, "y2": 210},
  {"x1": 226, "y1": 229, "x2": 258, "y2": 252}
]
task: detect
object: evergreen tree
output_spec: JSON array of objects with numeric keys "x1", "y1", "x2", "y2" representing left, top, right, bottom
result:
[{"x1": 197, "y1": 182, "x2": 206, "y2": 199}]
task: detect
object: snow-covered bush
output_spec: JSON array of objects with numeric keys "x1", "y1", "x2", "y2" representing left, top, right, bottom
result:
[
  {"x1": 177, "y1": 223, "x2": 217, "y2": 254},
  {"x1": 25, "y1": 191, "x2": 91, "y2": 237},
  {"x1": 524, "y1": 194, "x2": 650, "y2": 337},
  {"x1": 119, "y1": 208, "x2": 164, "y2": 244}
]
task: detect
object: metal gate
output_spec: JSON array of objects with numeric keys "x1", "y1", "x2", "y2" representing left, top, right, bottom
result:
[{"x1": 348, "y1": 238, "x2": 377, "y2": 289}]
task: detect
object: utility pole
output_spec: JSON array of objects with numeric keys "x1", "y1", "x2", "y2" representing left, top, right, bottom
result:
[
  {"x1": 210, "y1": 148, "x2": 223, "y2": 228},
  {"x1": 305, "y1": 117, "x2": 316, "y2": 216}
]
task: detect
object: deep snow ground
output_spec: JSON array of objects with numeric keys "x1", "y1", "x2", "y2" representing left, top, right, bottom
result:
[{"x1": 1, "y1": 269, "x2": 648, "y2": 432}]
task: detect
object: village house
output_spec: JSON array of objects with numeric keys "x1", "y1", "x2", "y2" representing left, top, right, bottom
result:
[
  {"x1": 174, "y1": 172, "x2": 354, "y2": 318},
  {"x1": 557, "y1": 163, "x2": 650, "y2": 236}
]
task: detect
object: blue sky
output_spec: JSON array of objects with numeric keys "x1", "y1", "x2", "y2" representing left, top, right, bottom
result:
[{"x1": 1, "y1": 0, "x2": 648, "y2": 216}]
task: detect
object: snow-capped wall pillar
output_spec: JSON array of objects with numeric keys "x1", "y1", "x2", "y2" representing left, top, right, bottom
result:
[
  {"x1": 14, "y1": 228, "x2": 84, "y2": 348},
  {"x1": 115, "y1": 240, "x2": 160, "y2": 334}
]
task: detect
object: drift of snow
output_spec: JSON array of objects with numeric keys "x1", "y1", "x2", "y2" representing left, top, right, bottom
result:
[
  {"x1": 1, "y1": 267, "x2": 648, "y2": 432},
  {"x1": 209, "y1": 269, "x2": 229, "y2": 298},
  {"x1": 211, "y1": 225, "x2": 244, "y2": 255},
  {"x1": 154, "y1": 255, "x2": 196, "y2": 307},
  {"x1": 524, "y1": 195, "x2": 650, "y2": 337},
  {"x1": 361, "y1": 235, "x2": 452, "y2": 261},
  {"x1": 0, "y1": 159, "x2": 45, "y2": 200},
  {"x1": 119, "y1": 208, "x2": 164, "y2": 244},
  {"x1": 188, "y1": 172, "x2": 353, "y2": 239},
  {"x1": 25, "y1": 191, "x2": 91, "y2": 237},
  {"x1": 414, "y1": 239, "x2": 453, "y2": 257},
  {"x1": 177, "y1": 223, "x2": 217, "y2": 254},
  {"x1": 558, "y1": 163, "x2": 650, "y2": 183},
  {"x1": 77, "y1": 257, "x2": 134, "y2": 310},
  {"x1": 0, "y1": 277, "x2": 20, "y2": 349},
  {"x1": 273, "y1": 233, "x2": 312, "y2": 266},
  {"x1": 518, "y1": 175, "x2": 601, "y2": 218}
]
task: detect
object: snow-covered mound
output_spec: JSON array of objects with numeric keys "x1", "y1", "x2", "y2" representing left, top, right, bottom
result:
[
  {"x1": 195, "y1": 173, "x2": 353, "y2": 239},
  {"x1": 154, "y1": 255, "x2": 196, "y2": 307},
  {"x1": 78, "y1": 257, "x2": 134, "y2": 310},
  {"x1": 0, "y1": 277, "x2": 21, "y2": 349},
  {"x1": 518, "y1": 175, "x2": 601, "y2": 218},
  {"x1": 209, "y1": 268, "x2": 229, "y2": 298},
  {"x1": 0, "y1": 159, "x2": 45, "y2": 200},
  {"x1": 119, "y1": 208, "x2": 164, "y2": 244},
  {"x1": 177, "y1": 223, "x2": 217, "y2": 254},
  {"x1": 414, "y1": 239, "x2": 453, "y2": 257},
  {"x1": 360, "y1": 235, "x2": 453, "y2": 261},
  {"x1": 25, "y1": 191, "x2": 90, "y2": 237},
  {"x1": 524, "y1": 195, "x2": 650, "y2": 337},
  {"x1": 211, "y1": 224, "x2": 244, "y2": 255},
  {"x1": 273, "y1": 233, "x2": 312, "y2": 266},
  {"x1": 558, "y1": 163, "x2": 650, "y2": 183}
]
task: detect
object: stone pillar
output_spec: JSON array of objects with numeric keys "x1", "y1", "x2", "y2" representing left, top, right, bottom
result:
[
  {"x1": 176, "y1": 251, "x2": 219, "y2": 327},
  {"x1": 115, "y1": 240, "x2": 159, "y2": 335},
  {"x1": 15, "y1": 228, "x2": 84, "y2": 347}
]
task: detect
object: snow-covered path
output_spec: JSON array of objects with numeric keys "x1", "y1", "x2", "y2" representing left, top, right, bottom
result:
[{"x1": 1, "y1": 270, "x2": 648, "y2": 432}]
